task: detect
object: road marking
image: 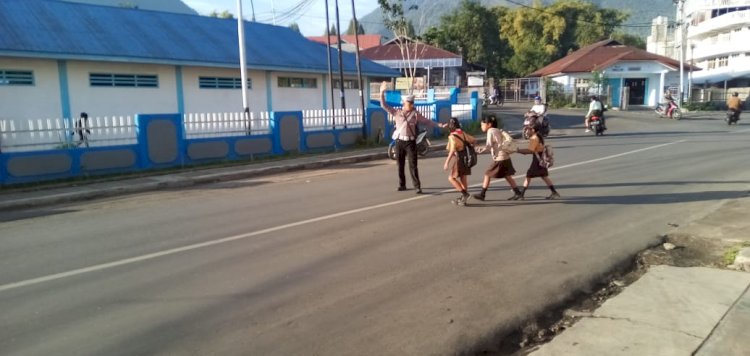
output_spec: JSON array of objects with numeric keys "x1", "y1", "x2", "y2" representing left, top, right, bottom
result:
[
  {"x1": 729, "y1": 127, "x2": 750, "y2": 134},
  {"x1": 0, "y1": 140, "x2": 686, "y2": 293}
]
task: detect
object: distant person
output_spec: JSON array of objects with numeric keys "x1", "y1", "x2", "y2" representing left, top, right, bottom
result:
[
  {"x1": 516, "y1": 123, "x2": 560, "y2": 200},
  {"x1": 444, "y1": 117, "x2": 475, "y2": 206},
  {"x1": 75, "y1": 112, "x2": 91, "y2": 145},
  {"x1": 473, "y1": 115, "x2": 523, "y2": 201},
  {"x1": 380, "y1": 81, "x2": 446, "y2": 194},
  {"x1": 727, "y1": 92, "x2": 743, "y2": 121},
  {"x1": 584, "y1": 95, "x2": 603, "y2": 133}
]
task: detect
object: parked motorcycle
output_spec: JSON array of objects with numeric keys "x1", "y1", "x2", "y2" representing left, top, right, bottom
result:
[
  {"x1": 388, "y1": 129, "x2": 431, "y2": 160},
  {"x1": 589, "y1": 115, "x2": 605, "y2": 136},
  {"x1": 522, "y1": 112, "x2": 550, "y2": 139},
  {"x1": 655, "y1": 101, "x2": 682, "y2": 120},
  {"x1": 725, "y1": 110, "x2": 740, "y2": 125}
]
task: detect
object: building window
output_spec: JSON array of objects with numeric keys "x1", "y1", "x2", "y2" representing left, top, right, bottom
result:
[
  {"x1": 333, "y1": 79, "x2": 360, "y2": 89},
  {"x1": 278, "y1": 77, "x2": 317, "y2": 88},
  {"x1": 90, "y1": 73, "x2": 158, "y2": 87},
  {"x1": 718, "y1": 56, "x2": 729, "y2": 67},
  {"x1": 0, "y1": 70, "x2": 34, "y2": 85},
  {"x1": 199, "y1": 76, "x2": 251, "y2": 89},
  {"x1": 707, "y1": 59, "x2": 716, "y2": 69}
]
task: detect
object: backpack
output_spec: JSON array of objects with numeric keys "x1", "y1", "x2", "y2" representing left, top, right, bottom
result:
[
  {"x1": 453, "y1": 133, "x2": 478, "y2": 168},
  {"x1": 538, "y1": 144, "x2": 554, "y2": 168},
  {"x1": 499, "y1": 130, "x2": 517, "y2": 153}
]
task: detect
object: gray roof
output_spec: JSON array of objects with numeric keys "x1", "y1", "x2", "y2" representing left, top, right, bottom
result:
[{"x1": 0, "y1": 0, "x2": 398, "y2": 77}]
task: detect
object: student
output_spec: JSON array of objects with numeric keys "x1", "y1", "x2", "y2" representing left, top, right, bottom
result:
[
  {"x1": 380, "y1": 81, "x2": 447, "y2": 194},
  {"x1": 517, "y1": 123, "x2": 560, "y2": 200},
  {"x1": 473, "y1": 115, "x2": 523, "y2": 201},
  {"x1": 443, "y1": 117, "x2": 475, "y2": 206}
]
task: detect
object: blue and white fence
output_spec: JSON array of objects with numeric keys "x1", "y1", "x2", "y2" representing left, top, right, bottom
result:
[{"x1": 0, "y1": 90, "x2": 477, "y2": 185}]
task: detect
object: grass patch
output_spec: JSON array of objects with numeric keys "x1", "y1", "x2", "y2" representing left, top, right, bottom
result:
[{"x1": 723, "y1": 241, "x2": 750, "y2": 266}]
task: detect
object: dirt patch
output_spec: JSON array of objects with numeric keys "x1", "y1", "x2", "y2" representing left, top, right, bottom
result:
[{"x1": 468, "y1": 232, "x2": 742, "y2": 355}]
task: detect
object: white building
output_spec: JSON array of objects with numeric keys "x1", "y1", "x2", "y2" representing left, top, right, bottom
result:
[
  {"x1": 650, "y1": 0, "x2": 750, "y2": 88},
  {"x1": 0, "y1": 0, "x2": 397, "y2": 123}
]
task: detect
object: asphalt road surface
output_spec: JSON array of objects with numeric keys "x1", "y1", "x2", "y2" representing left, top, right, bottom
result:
[{"x1": 1, "y1": 108, "x2": 749, "y2": 355}]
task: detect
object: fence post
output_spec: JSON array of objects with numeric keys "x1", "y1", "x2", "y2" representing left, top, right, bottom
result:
[
  {"x1": 470, "y1": 91, "x2": 479, "y2": 120},
  {"x1": 135, "y1": 113, "x2": 185, "y2": 169}
]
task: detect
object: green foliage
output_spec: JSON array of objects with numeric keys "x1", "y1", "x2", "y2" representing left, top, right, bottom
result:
[
  {"x1": 288, "y1": 22, "x2": 301, "y2": 34},
  {"x1": 329, "y1": 25, "x2": 338, "y2": 36},
  {"x1": 209, "y1": 10, "x2": 234, "y2": 19},
  {"x1": 723, "y1": 241, "x2": 750, "y2": 266},
  {"x1": 345, "y1": 20, "x2": 365, "y2": 35},
  {"x1": 499, "y1": 0, "x2": 629, "y2": 76},
  {"x1": 422, "y1": 0, "x2": 512, "y2": 78},
  {"x1": 684, "y1": 101, "x2": 719, "y2": 111},
  {"x1": 611, "y1": 32, "x2": 646, "y2": 49}
]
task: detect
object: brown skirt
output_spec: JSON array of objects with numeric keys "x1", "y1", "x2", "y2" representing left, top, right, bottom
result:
[
  {"x1": 449, "y1": 155, "x2": 471, "y2": 178},
  {"x1": 526, "y1": 155, "x2": 548, "y2": 178},
  {"x1": 485, "y1": 159, "x2": 516, "y2": 178}
]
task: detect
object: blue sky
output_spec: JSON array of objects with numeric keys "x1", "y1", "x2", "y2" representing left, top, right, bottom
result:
[{"x1": 182, "y1": 0, "x2": 380, "y2": 36}]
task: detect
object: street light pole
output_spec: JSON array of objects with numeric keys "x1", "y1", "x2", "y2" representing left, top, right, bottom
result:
[{"x1": 236, "y1": 0, "x2": 250, "y2": 126}]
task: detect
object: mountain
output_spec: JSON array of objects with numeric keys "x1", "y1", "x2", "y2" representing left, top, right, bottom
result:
[
  {"x1": 61, "y1": 0, "x2": 197, "y2": 15},
  {"x1": 360, "y1": 0, "x2": 676, "y2": 39}
]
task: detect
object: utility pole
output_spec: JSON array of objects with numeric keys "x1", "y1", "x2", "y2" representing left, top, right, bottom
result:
[
  {"x1": 236, "y1": 0, "x2": 250, "y2": 130},
  {"x1": 350, "y1": 0, "x2": 367, "y2": 139},
  {"x1": 674, "y1": 0, "x2": 686, "y2": 106}
]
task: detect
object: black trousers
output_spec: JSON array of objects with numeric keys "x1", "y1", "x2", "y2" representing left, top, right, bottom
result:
[{"x1": 396, "y1": 139, "x2": 420, "y2": 189}]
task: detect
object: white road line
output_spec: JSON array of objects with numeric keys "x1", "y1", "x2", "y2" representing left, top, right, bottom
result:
[
  {"x1": 0, "y1": 140, "x2": 687, "y2": 293},
  {"x1": 729, "y1": 127, "x2": 750, "y2": 134}
]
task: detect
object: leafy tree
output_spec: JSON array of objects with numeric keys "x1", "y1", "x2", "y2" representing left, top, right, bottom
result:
[
  {"x1": 422, "y1": 0, "x2": 511, "y2": 78},
  {"x1": 499, "y1": 0, "x2": 628, "y2": 76},
  {"x1": 209, "y1": 10, "x2": 234, "y2": 19},
  {"x1": 288, "y1": 22, "x2": 301, "y2": 34},
  {"x1": 611, "y1": 32, "x2": 646, "y2": 49},
  {"x1": 329, "y1": 25, "x2": 338, "y2": 36},
  {"x1": 345, "y1": 19, "x2": 365, "y2": 35}
]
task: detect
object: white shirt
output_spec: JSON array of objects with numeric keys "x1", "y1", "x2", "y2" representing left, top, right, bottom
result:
[
  {"x1": 587, "y1": 100, "x2": 603, "y2": 115},
  {"x1": 530, "y1": 104, "x2": 546, "y2": 116}
]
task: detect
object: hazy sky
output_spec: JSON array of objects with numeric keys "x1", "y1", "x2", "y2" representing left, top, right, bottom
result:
[{"x1": 182, "y1": 0, "x2": 380, "y2": 36}]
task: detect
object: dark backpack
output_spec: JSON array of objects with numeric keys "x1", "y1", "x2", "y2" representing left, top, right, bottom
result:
[{"x1": 453, "y1": 133, "x2": 477, "y2": 168}]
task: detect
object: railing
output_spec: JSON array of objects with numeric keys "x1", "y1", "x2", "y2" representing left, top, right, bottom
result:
[
  {"x1": 183, "y1": 112, "x2": 271, "y2": 138},
  {"x1": 384, "y1": 105, "x2": 434, "y2": 126},
  {"x1": 0, "y1": 115, "x2": 136, "y2": 152},
  {"x1": 302, "y1": 108, "x2": 363, "y2": 131}
]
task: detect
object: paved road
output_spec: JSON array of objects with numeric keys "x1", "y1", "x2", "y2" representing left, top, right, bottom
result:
[{"x1": 1, "y1": 107, "x2": 748, "y2": 355}]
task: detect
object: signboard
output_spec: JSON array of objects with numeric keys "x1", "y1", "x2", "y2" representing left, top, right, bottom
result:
[{"x1": 395, "y1": 77, "x2": 425, "y2": 90}]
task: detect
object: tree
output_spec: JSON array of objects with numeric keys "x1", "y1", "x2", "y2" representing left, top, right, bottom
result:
[
  {"x1": 378, "y1": 0, "x2": 427, "y2": 93},
  {"x1": 422, "y1": 0, "x2": 511, "y2": 79},
  {"x1": 611, "y1": 32, "x2": 646, "y2": 49},
  {"x1": 329, "y1": 25, "x2": 338, "y2": 36},
  {"x1": 209, "y1": 10, "x2": 234, "y2": 19},
  {"x1": 345, "y1": 19, "x2": 365, "y2": 35},
  {"x1": 289, "y1": 22, "x2": 301, "y2": 34},
  {"x1": 499, "y1": 0, "x2": 628, "y2": 76}
]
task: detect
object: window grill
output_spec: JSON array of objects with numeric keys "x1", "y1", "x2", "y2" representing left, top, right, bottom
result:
[
  {"x1": 199, "y1": 77, "x2": 251, "y2": 89},
  {"x1": 0, "y1": 70, "x2": 34, "y2": 85},
  {"x1": 90, "y1": 73, "x2": 158, "y2": 87}
]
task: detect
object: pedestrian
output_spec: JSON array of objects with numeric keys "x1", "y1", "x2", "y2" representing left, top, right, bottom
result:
[
  {"x1": 517, "y1": 123, "x2": 560, "y2": 200},
  {"x1": 473, "y1": 115, "x2": 523, "y2": 201},
  {"x1": 380, "y1": 81, "x2": 446, "y2": 194},
  {"x1": 443, "y1": 117, "x2": 475, "y2": 206}
]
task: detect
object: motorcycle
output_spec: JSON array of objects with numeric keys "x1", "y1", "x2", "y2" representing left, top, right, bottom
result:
[
  {"x1": 725, "y1": 110, "x2": 740, "y2": 125},
  {"x1": 589, "y1": 115, "x2": 605, "y2": 136},
  {"x1": 655, "y1": 101, "x2": 682, "y2": 120},
  {"x1": 522, "y1": 112, "x2": 550, "y2": 139},
  {"x1": 388, "y1": 129, "x2": 431, "y2": 160}
]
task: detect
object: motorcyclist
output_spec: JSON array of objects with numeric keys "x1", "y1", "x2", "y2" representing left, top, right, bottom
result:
[
  {"x1": 661, "y1": 90, "x2": 677, "y2": 118},
  {"x1": 584, "y1": 95, "x2": 604, "y2": 132},
  {"x1": 491, "y1": 83, "x2": 501, "y2": 105},
  {"x1": 727, "y1": 92, "x2": 743, "y2": 121},
  {"x1": 524, "y1": 96, "x2": 547, "y2": 137}
]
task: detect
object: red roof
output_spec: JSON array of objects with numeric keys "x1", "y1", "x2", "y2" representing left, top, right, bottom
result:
[
  {"x1": 306, "y1": 34, "x2": 382, "y2": 49},
  {"x1": 360, "y1": 41, "x2": 461, "y2": 61},
  {"x1": 530, "y1": 39, "x2": 700, "y2": 77}
]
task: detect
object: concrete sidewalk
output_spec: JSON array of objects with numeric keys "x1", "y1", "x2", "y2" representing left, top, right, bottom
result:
[{"x1": 530, "y1": 265, "x2": 750, "y2": 356}]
